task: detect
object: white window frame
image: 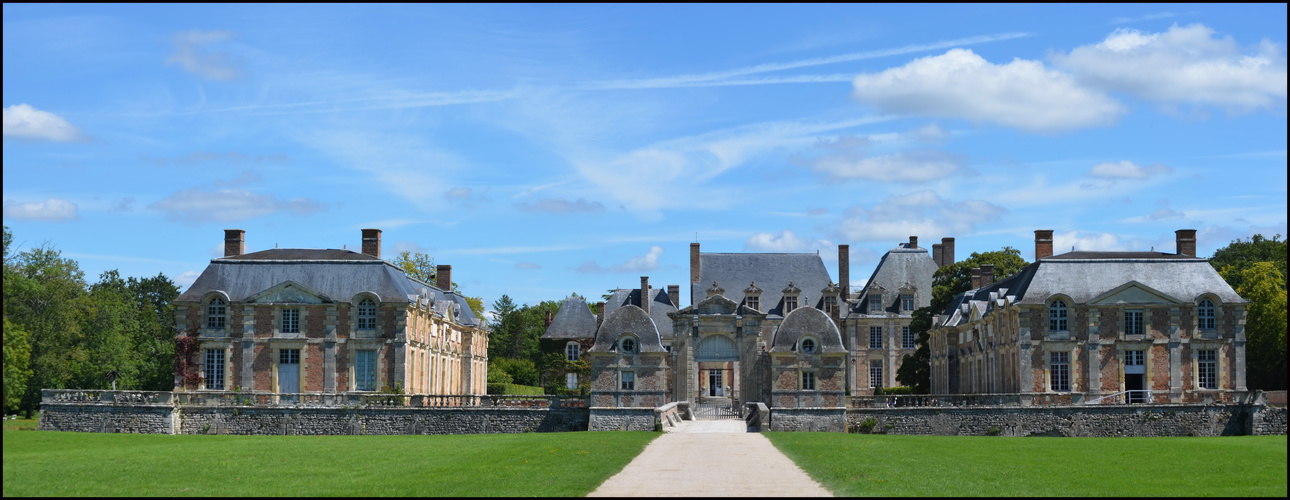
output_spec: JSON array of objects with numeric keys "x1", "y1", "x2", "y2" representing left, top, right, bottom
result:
[
  {"x1": 746, "y1": 295, "x2": 760, "y2": 312},
  {"x1": 869, "y1": 326, "x2": 883, "y2": 349},
  {"x1": 1050, "y1": 352, "x2": 1070, "y2": 392},
  {"x1": 565, "y1": 342, "x2": 580, "y2": 362},
  {"x1": 902, "y1": 326, "x2": 915, "y2": 349},
  {"x1": 207, "y1": 297, "x2": 226, "y2": 330},
  {"x1": 355, "y1": 349, "x2": 377, "y2": 391},
  {"x1": 1049, "y1": 300, "x2": 1068, "y2": 332},
  {"x1": 784, "y1": 295, "x2": 798, "y2": 313},
  {"x1": 824, "y1": 296, "x2": 837, "y2": 315},
  {"x1": 1197, "y1": 349, "x2": 1218, "y2": 389},
  {"x1": 566, "y1": 372, "x2": 578, "y2": 390},
  {"x1": 869, "y1": 360, "x2": 883, "y2": 388},
  {"x1": 870, "y1": 294, "x2": 883, "y2": 313},
  {"x1": 1125, "y1": 309, "x2": 1144, "y2": 336},
  {"x1": 801, "y1": 371, "x2": 816, "y2": 391},
  {"x1": 901, "y1": 294, "x2": 914, "y2": 312},
  {"x1": 357, "y1": 298, "x2": 377, "y2": 330},
  {"x1": 620, "y1": 371, "x2": 635, "y2": 391},
  {"x1": 205, "y1": 348, "x2": 225, "y2": 390},
  {"x1": 281, "y1": 308, "x2": 300, "y2": 334},
  {"x1": 1198, "y1": 299, "x2": 1216, "y2": 330}
]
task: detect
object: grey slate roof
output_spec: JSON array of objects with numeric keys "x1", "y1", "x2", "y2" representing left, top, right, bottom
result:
[
  {"x1": 938, "y1": 251, "x2": 1245, "y2": 328},
  {"x1": 588, "y1": 305, "x2": 667, "y2": 353},
  {"x1": 176, "y1": 248, "x2": 482, "y2": 327},
  {"x1": 603, "y1": 288, "x2": 678, "y2": 340},
  {"x1": 769, "y1": 307, "x2": 847, "y2": 354},
  {"x1": 692, "y1": 253, "x2": 833, "y2": 317},
  {"x1": 849, "y1": 243, "x2": 937, "y2": 317},
  {"x1": 542, "y1": 295, "x2": 598, "y2": 340}
]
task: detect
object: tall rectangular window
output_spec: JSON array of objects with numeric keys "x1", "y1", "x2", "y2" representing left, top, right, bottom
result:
[
  {"x1": 1198, "y1": 350, "x2": 1217, "y2": 389},
  {"x1": 1197, "y1": 300, "x2": 1216, "y2": 330},
  {"x1": 902, "y1": 326, "x2": 915, "y2": 349},
  {"x1": 784, "y1": 296, "x2": 798, "y2": 313},
  {"x1": 901, "y1": 294, "x2": 914, "y2": 311},
  {"x1": 355, "y1": 349, "x2": 377, "y2": 391},
  {"x1": 566, "y1": 373, "x2": 578, "y2": 390},
  {"x1": 1125, "y1": 310, "x2": 1144, "y2": 336},
  {"x1": 869, "y1": 360, "x2": 883, "y2": 388},
  {"x1": 801, "y1": 371, "x2": 816, "y2": 390},
  {"x1": 746, "y1": 296, "x2": 760, "y2": 311},
  {"x1": 870, "y1": 294, "x2": 883, "y2": 313},
  {"x1": 869, "y1": 326, "x2": 883, "y2": 349},
  {"x1": 282, "y1": 308, "x2": 300, "y2": 333},
  {"x1": 620, "y1": 371, "x2": 635, "y2": 391},
  {"x1": 1050, "y1": 352, "x2": 1070, "y2": 392},
  {"x1": 205, "y1": 349, "x2": 225, "y2": 390},
  {"x1": 824, "y1": 296, "x2": 837, "y2": 315},
  {"x1": 356, "y1": 299, "x2": 377, "y2": 330},
  {"x1": 565, "y1": 342, "x2": 580, "y2": 362},
  {"x1": 207, "y1": 298, "x2": 226, "y2": 329}
]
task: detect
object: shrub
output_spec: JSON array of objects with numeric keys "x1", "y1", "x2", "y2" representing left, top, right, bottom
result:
[
  {"x1": 859, "y1": 417, "x2": 878, "y2": 433},
  {"x1": 987, "y1": 426, "x2": 1002, "y2": 436}
]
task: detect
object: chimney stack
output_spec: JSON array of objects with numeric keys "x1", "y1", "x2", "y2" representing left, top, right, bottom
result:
[
  {"x1": 544, "y1": 310, "x2": 553, "y2": 328},
  {"x1": 667, "y1": 285, "x2": 680, "y2": 308},
  {"x1": 436, "y1": 265, "x2": 452, "y2": 291},
  {"x1": 640, "y1": 276, "x2": 650, "y2": 314},
  {"x1": 1175, "y1": 229, "x2": 1197, "y2": 257},
  {"x1": 933, "y1": 243, "x2": 944, "y2": 268},
  {"x1": 1035, "y1": 230, "x2": 1054, "y2": 260},
  {"x1": 838, "y1": 244, "x2": 850, "y2": 301},
  {"x1": 942, "y1": 237, "x2": 955, "y2": 267},
  {"x1": 224, "y1": 229, "x2": 245, "y2": 257},
  {"x1": 596, "y1": 301, "x2": 605, "y2": 328},
  {"x1": 981, "y1": 264, "x2": 994, "y2": 288},
  {"x1": 690, "y1": 243, "x2": 701, "y2": 304},
  {"x1": 361, "y1": 229, "x2": 382, "y2": 259},
  {"x1": 908, "y1": 236, "x2": 918, "y2": 249},
  {"x1": 971, "y1": 268, "x2": 982, "y2": 290}
]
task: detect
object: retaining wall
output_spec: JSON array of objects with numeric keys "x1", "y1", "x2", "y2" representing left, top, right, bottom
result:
[
  {"x1": 845, "y1": 404, "x2": 1285, "y2": 437},
  {"x1": 588, "y1": 407, "x2": 657, "y2": 431},
  {"x1": 769, "y1": 407, "x2": 846, "y2": 432}
]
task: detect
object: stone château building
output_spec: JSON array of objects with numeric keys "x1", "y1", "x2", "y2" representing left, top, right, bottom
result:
[{"x1": 174, "y1": 229, "x2": 488, "y2": 396}]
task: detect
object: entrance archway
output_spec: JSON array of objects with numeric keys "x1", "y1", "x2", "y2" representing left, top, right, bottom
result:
[{"x1": 693, "y1": 335, "x2": 741, "y2": 418}]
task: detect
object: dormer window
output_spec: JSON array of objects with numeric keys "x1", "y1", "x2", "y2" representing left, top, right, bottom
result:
[
  {"x1": 206, "y1": 297, "x2": 226, "y2": 329},
  {"x1": 901, "y1": 294, "x2": 914, "y2": 311},
  {"x1": 619, "y1": 337, "x2": 637, "y2": 354},
  {"x1": 824, "y1": 296, "x2": 837, "y2": 315},
  {"x1": 744, "y1": 281, "x2": 762, "y2": 312},
  {"x1": 1198, "y1": 299, "x2": 1215, "y2": 330},
  {"x1": 800, "y1": 338, "x2": 817, "y2": 354},
  {"x1": 747, "y1": 295, "x2": 760, "y2": 311},
  {"x1": 357, "y1": 298, "x2": 377, "y2": 330},
  {"x1": 782, "y1": 281, "x2": 801, "y2": 314},
  {"x1": 869, "y1": 294, "x2": 883, "y2": 313},
  {"x1": 1049, "y1": 300, "x2": 1068, "y2": 332}
]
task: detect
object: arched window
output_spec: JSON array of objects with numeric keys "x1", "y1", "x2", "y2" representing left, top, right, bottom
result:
[
  {"x1": 800, "y1": 338, "x2": 817, "y2": 354},
  {"x1": 357, "y1": 298, "x2": 377, "y2": 330},
  {"x1": 1198, "y1": 299, "x2": 1215, "y2": 330},
  {"x1": 1049, "y1": 300, "x2": 1068, "y2": 332},
  {"x1": 206, "y1": 297, "x2": 226, "y2": 329},
  {"x1": 620, "y1": 337, "x2": 637, "y2": 354},
  {"x1": 565, "y1": 342, "x2": 580, "y2": 362}
]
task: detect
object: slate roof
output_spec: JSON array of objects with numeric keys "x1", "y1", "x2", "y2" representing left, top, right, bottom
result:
[
  {"x1": 769, "y1": 307, "x2": 847, "y2": 354},
  {"x1": 692, "y1": 253, "x2": 833, "y2": 317},
  {"x1": 588, "y1": 305, "x2": 667, "y2": 353},
  {"x1": 938, "y1": 251, "x2": 1245, "y2": 328},
  {"x1": 177, "y1": 248, "x2": 482, "y2": 327},
  {"x1": 541, "y1": 295, "x2": 598, "y2": 340},
  {"x1": 848, "y1": 243, "x2": 937, "y2": 318},
  {"x1": 603, "y1": 288, "x2": 678, "y2": 340}
]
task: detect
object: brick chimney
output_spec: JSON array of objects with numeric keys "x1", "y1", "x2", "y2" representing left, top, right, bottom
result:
[
  {"x1": 908, "y1": 236, "x2": 918, "y2": 249},
  {"x1": 690, "y1": 243, "x2": 701, "y2": 304},
  {"x1": 667, "y1": 285, "x2": 679, "y2": 308},
  {"x1": 1175, "y1": 229, "x2": 1197, "y2": 257},
  {"x1": 640, "y1": 276, "x2": 650, "y2": 314},
  {"x1": 1035, "y1": 230, "x2": 1054, "y2": 260},
  {"x1": 838, "y1": 244, "x2": 850, "y2": 301},
  {"x1": 980, "y1": 264, "x2": 994, "y2": 288},
  {"x1": 942, "y1": 237, "x2": 955, "y2": 267},
  {"x1": 224, "y1": 229, "x2": 245, "y2": 257},
  {"x1": 436, "y1": 265, "x2": 452, "y2": 291},
  {"x1": 544, "y1": 310, "x2": 553, "y2": 328},
  {"x1": 596, "y1": 301, "x2": 605, "y2": 328},
  {"x1": 933, "y1": 243, "x2": 944, "y2": 268},
  {"x1": 971, "y1": 267, "x2": 981, "y2": 290},
  {"x1": 361, "y1": 228, "x2": 382, "y2": 258}
]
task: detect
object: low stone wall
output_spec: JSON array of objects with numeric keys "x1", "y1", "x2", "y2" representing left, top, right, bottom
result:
[
  {"x1": 588, "y1": 407, "x2": 657, "y2": 431},
  {"x1": 655, "y1": 402, "x2": 692, "y2": 430},
  {"x1": 846, "y1": 404, "x2": 1284, "y2": 437},
  {"x1": 769, "y1": 407, "x2": 846, "y2": 432},
  {"x1": 38, "y1": 404, "x2": 176, "y2": 434}
]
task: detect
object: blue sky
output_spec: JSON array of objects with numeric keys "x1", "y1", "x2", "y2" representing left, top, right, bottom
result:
[{"x1": 4, "y1": 4, "x2": 1286, "y2": 312}]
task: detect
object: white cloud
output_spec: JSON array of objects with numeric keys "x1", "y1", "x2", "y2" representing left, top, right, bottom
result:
[
  {"x1": 165, "y1": 29, "x2": 241, "y2": 81},
  {"x1": 851, "y1": 49, "x2": 1124, "y2": 132},
  {"x1": 2, "y1": 198, "x2": 79, "y2": 221},
  {"x1": 514, "y1": 197, "x2": 605, "y2": 213},
  {"x1": 3, "y1": 104, "x2": 86, "y2": 142},
  {"x1": 1052, "y1": 230, "x2": 1129, "y2": 254},
  {"x1": 575, "y1": 246, "x2": 664, "y2": 274},
  {"x1": 1088, "y1": 160, "x2": 1173, "y2": 179},
  {"x1": 1053, "y1": 24, "x2": 1287, "y2": 111},
  {"x1": 810, "y1": 150, "x2": 961, "y2": 182},
  {"x1": 173, "y1": 270, "x2": 201, "y2": 289},
  {"x1": 835, "y1": 190, "x2": 1005, "y2": 242},
  {"x1": 745, "y1": 230, "x2": 807, "y2": 252},
  {"x1": 147, "y1": 188, "x2": 326, "y2": 224}
]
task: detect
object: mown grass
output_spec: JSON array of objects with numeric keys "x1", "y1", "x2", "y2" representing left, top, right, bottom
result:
[
  {"x1": 766, "y1": 432, "x2": 1288, "y2": 497},
  {"x1": 3, "y1": 429, "x2": 658, "y2": 496},
  {"x1": 2, "y1": 418, "x2": 38, "y2": 431}
]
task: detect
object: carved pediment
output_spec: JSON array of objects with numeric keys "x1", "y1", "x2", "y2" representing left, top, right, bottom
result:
[
  {"x1": 695, "y1": 294, "x2": 739, "y2": 315},
  {"x1": 1088, "y1": 281, "x2": 1182, "y2": 306},
  {"x1": 245, "y1": 281, "x2": 331, "y2": 304}
]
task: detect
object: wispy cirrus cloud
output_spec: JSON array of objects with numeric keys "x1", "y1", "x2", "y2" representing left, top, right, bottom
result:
[
  {"x1": 835, "y1": 190, "x2": 1005, "y2": 242},
  {"x1": 165, "y1": 29, "x2": 242, "y2": 81},
  {"x1": 3, "y1": 104, "x2": 87, "y2": 142},
  {"x1": 1108, "y1": 11, "x2": 1191, "y2": 25},
  {"x1": 2, "y1": 198, "x2": 79, "y2": 221},
  {"x1": 1088, "y1": 160, "x2": 1172, "y2": 179},
  {"x1": 514, "y1": 197, "x2": 605, "y2": 213},
  {"x1": 575, "y1": 246, "x2": 664, "y2": 273},
  {"x1": 148, "y1": 188, "x2": 327, "y2": 224}
]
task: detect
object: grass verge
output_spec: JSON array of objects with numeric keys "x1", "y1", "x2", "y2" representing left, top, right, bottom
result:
[
  {"x1": 766, "y1": 432, "x2": 1287, "y2": 497},
  {"x1": 3, "y1": 430, "x2": 657, "y2": 496}
]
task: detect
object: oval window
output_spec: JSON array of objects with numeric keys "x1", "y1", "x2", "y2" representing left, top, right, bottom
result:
[
  {"x1": 620, "y1": 338, "x2": 636, "y2": 353},
  {"x1": 801, "y1": 338, "x2": 816, "y2": 353}
]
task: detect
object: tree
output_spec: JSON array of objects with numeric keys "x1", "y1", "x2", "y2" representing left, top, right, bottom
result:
[
  {"x1": 1210, "y1": 234, "x2": 1287, "y2": 292},
  {"x1": 1235, "y1": 262, "x2": 1287, "y2": 390},
  {"x1": 3, "y1": 317, "x2": 32, "y2": 413},
  {"x1": 392, "y1": 250, "x2": 485, "y2": 320},
  {"x1": 896, "y1": 247, "x2": 1030, "y2": 393}
]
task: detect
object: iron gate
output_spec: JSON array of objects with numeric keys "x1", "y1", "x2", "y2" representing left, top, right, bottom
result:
[{"x1": 694, "y1": 397, "x2": 741, "y2": 420}]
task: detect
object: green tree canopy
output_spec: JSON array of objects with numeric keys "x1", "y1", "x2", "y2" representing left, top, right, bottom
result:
[
  {"x1": 391, "y1": 250, "x2": 485, "y2": 320},
  {"x1": 1210, "y1": 234, "x2": 1287, "y2": 292}
]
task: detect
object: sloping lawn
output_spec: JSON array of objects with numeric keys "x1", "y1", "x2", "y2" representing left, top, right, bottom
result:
[
  {"x1": 3, "y1": 430, "x2": 657, "y2": 496},
  {"x1": 767, "y1": 433, "x2": 1287, "y2": 497}
]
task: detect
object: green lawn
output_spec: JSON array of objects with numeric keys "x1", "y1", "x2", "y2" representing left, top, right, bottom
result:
[
  {"x1": 2, "y1": 429, "x2": 657, "y2": 496},
  {"x1": 766, "y1": 432, "x2": 1288, "y2": 497},
  {"x1": 2, "y1": 418, "x2": 38, "y2": 431}
]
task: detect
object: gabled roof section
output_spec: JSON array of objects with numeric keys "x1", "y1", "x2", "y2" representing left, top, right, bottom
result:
[
  {"x1": 1087, "y1": 281, "x2": 1183, "y2": 306},
  {"x1": 693, "y1": 252, "x2": 832, "y2": 317},
  {"x1": 542, "y1": 295, "x2": 598, "y2": 340},
  {"x1": 849, "y1": 242, "x2": 937, "y2": 318},
  {"x1": 244, "y1": 280, "x2": 332, "y2": 304}
]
